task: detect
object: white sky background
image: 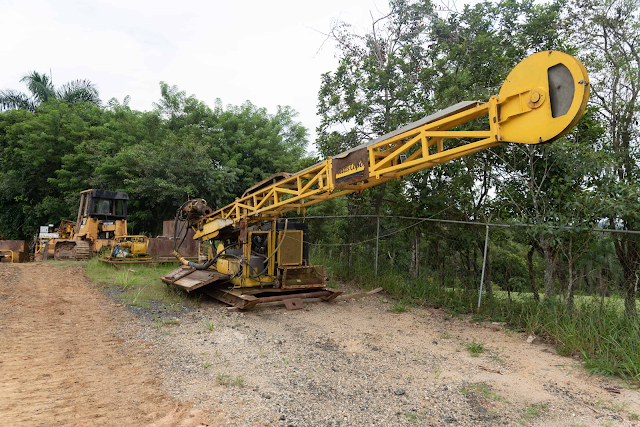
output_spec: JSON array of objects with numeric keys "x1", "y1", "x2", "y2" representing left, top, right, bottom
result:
[{"x1": 0, "y1": 0, "x2": 478, "y2": 150}]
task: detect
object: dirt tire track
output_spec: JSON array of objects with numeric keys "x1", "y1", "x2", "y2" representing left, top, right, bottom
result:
[{"x1": 0, "y1": 263, "x2": 209, "y2": 427}]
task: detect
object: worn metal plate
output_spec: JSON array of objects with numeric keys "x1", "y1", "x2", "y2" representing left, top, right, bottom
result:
[
  {"x1": 332, "y1": 147, "x2": 369, "y2": 186},
  {"x1": 278, "y1": 230, "x2": 303, "y2": 266},
  {"x1": 161, "y1": 266, "x2": 230, "y2": 292},
  {"x1": 284, "y1": 298, "x2": 304, "y2": 310}
]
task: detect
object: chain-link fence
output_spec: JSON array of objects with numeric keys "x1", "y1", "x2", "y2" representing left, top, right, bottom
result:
[{"x1": 291, "y1": 215, "x2": 639, "y2": 310}]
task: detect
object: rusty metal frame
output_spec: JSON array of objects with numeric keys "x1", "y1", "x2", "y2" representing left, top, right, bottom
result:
[{"x1": 200, "y1": 286, "x2": 342, "y2": 310}]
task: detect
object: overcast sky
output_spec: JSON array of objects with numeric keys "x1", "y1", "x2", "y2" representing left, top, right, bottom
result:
[{"x1": 0, "y1": 0, "x2": 475, "y2": 150}]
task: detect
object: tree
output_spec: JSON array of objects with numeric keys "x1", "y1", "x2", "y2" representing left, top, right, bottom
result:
[
  {"x1": 317, "y1": 0, "x2": 572, "y2": 294},
  {"x1": 566, "y1": 0, "x2": 640, "y2": 317},
  {"x1": 0, "y1": 71, "x2": 101, "y2": 112}
]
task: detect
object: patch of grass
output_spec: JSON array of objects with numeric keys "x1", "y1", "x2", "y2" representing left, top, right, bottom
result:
[
  {"x1": 433, "y1": 363, "x2": 443, "y2": 379},
  {"x1": 86, "y1": 257, "x2": 196, "y2": 309},
  {"x1": 465, "y1": 339, "x2": 486, "y2": 357},
  {"x1": 117, "y1": 269, "x2": 139, "y2": 289},
  {"x1": 391, "y1": 301, "x2": 407, "y2": 313},
  {"x1": 216, "y1": 373, "x2": 245, "y2": 387},
  {"x1": 403, "y1": 412, "x2": 419, "y2": 423},
  {"x1": 202, "y1": 363, "x2": 211, "y2": 369},
  {"x1": 459, "y1": 383, "x2": 504, "y2": 401},
  {"x1": 204, "y1": 319, "x2": 216, "y2": 331},
  {"x1": 521, "y1": 403, "x2": 548, "y2": 420}
]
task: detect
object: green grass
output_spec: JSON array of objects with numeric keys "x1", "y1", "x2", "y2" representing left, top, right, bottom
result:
[
  {"x1": 313, "y1": 249, "x2": 640, "y2": 383},
  {"x1": 204, "y1": 319, "x2": 216, "y2": 331},
  {"x1": 403, "y1": 412, "x2": 420, "y2": 423},
  {"x1": 521, "y1": 403, "x2": 548, "y2": 420},
  {"x1": 465, "y1": 339, "x2": 486, "y2": 357},
  {"x1": 391, "y1": 300, "x2": 407, "y2": 312},
  {"x1": 216, "y1": 373, "x2": 245, "y2": 387},
  {"x1": 459, "y1": 383, "x2": 504, "y2": 401},
  {"x1": 85, "y1": 257, "x2": 194, "y2": 309}
]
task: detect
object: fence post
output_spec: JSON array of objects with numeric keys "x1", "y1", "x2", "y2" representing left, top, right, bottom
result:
[
  {"x1": 375, "y1": 216, "x2": 380, "y2": 285},
  {"x1": 477, "y1": 224, "x2": 490, "y2": 313}
]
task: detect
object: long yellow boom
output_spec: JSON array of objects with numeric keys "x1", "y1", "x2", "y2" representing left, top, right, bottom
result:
[{"x1": 191, "y1": 51, "x2": 589, "y2": 241}]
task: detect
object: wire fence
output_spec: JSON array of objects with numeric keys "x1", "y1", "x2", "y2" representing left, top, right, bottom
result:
[{"x1": 291, "y1": 215, "x2": 640, "y2": 309}]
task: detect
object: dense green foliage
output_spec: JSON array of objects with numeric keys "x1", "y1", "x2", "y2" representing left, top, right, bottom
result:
[{"x1": 0, "y1": 83, "x2": 308, "y2": 237}]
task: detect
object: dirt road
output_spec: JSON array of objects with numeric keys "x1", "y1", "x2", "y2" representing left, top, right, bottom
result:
[
  {"x1": 1, "y1": 262, "x2": 639, "y2": 426},
  {"x1": 0, "y1": 263, "x2": 211, "y2": 427}
]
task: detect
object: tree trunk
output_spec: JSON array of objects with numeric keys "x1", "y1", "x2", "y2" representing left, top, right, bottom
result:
[
  {"x1": 527, "y1": 245, "x2": 540, "y2": 301},
  {"x1": 440, "y1": 248, "x2": 446, "y2": 289},
  {"x1": 409, "y1": 228, "x2": 421, "y2": 278},
  {"x1": 599, "y1": 267, "x2": 605, "y2": 314},
  {"x1": 484, "y1": 244, "x2": 493, "y2": 299},
  {"x1": 566, "y1": 260, "x2": 575, "y2": 310},
  {"x1": 541, "y1": 238, "x2": 555, "y2": 299},
  {"x1": 614, "y1": 235, "x2": 639, "y2": 318},
  {"x1": 455, "y1": 251, "x2": 468, "y2": 290},
  {"x1": 624, "y1": 275, "x2": 637, "y2": 318}
]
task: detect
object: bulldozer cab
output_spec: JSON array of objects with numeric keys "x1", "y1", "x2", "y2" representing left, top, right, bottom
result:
[
  {"x1": 77, "y1": 189, "x2": 128, "y2": 227},
  {"x1": 71, "y1": 189, "x2": 129, "y2": 252}
]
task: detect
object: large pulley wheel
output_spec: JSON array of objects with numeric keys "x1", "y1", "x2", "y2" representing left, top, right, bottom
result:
[{"x1": 498, "y1": 50, "x2": 590, "y2": 144}]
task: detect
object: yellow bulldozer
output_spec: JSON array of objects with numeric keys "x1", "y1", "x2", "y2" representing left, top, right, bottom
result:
[{"x1": 41, "y1": 189, "x2": 149, "y2": 261}]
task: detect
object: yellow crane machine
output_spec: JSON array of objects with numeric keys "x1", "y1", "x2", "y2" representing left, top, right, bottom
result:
[{"x1": 162, "y1": 51, "x2": 590, "y2": 310}]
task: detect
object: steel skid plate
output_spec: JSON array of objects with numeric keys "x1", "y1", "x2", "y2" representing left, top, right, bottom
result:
[{"x1": 161, "y1": 265, "x2": 230, "y2": 292}]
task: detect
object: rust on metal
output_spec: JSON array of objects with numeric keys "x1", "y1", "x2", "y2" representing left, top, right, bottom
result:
[
  {"x1": 331, "y1": 146, "x2": 369, "y2": 187},
  {"x1": 0, "y1": 240, "x2": 28, "y2": 263},
  {"x1": 284, "y1": 299, "x2": 304, "y2": 310}
]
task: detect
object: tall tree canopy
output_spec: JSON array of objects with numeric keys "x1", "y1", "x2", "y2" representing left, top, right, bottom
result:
[
  {"x1": 0, "y1": 83, "x2": 310, "y2": 238},
  {"x1": 0, "y1": 71, "x2": 101, "y2": 112}
]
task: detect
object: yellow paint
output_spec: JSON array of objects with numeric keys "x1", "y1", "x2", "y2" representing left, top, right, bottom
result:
[
  {"x1": 498, "y1": 50, "x2": 589, "y2": 144},
  {"x1": 187, "y1": 50, "x2": 590, "y2": 259},
  {"x1": 336, "y1": 160, "x2": 365, "y2": 180},
  {"x1": 217, "y1": 257, "x2": 241, "y2": 276},
  {"x1": 193, "y1": 218, "x2": 233, "y2": 241}
]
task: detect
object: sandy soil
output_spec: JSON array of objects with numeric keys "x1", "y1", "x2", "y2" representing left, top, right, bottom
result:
[
  {"x1": 1, "y1": 262, "x2": 638, "y2": 427},
  {"x1": 0, "y1": 263, "x2": 212, "y2": 427}
]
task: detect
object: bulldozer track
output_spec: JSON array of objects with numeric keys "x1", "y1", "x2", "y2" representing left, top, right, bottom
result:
[{"x1": 53, "y1": 240, "x2": 91, "y2": 261}]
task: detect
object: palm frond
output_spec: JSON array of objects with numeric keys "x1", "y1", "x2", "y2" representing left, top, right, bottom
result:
[
  {"x1": 0, "y1": 89, "x2": 36, "y2": 112},
  {"x1": 20, "y1": 71, "x2": 55, "y2": 103},
  {"x1": 56, "y1": 79, "x2": 101, "y2": 106}
]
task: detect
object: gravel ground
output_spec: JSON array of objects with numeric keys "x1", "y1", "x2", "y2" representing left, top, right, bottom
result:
[{"x1": 109, "y1": 282, "x2": 640, "y2": 427}]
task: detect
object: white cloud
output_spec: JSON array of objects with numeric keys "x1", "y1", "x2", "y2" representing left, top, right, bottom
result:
[{"x1": 0, "y1": 0, "x2": 480, "y2": 148}]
